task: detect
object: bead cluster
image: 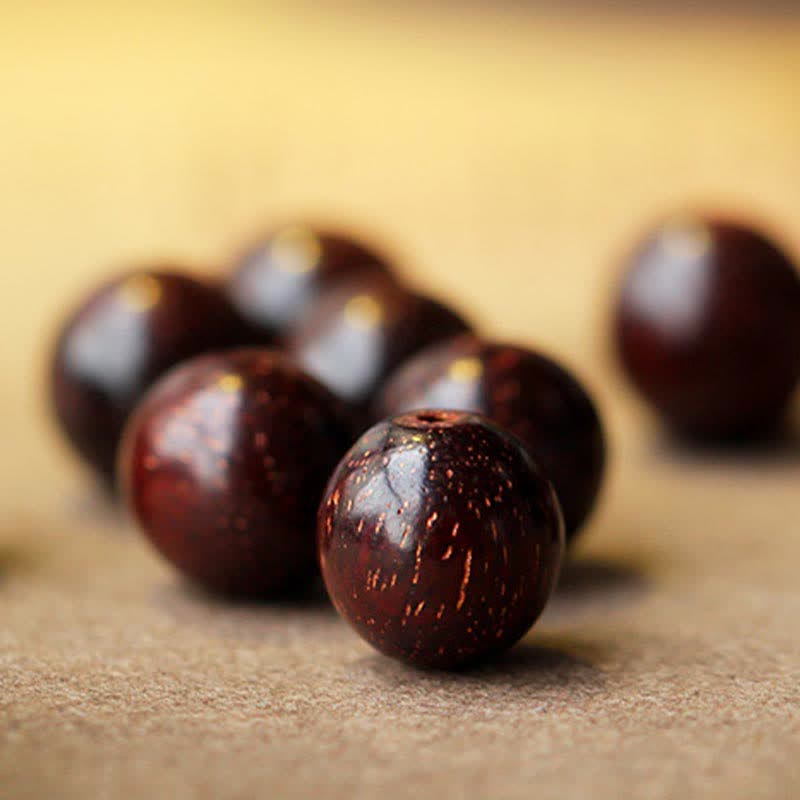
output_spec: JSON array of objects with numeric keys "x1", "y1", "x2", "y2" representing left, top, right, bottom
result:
[{"x1": 50, "y1": 214, "x2": 796, "y2": 668}]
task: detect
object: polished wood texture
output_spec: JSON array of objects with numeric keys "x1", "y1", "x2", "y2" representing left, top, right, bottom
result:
[{"x1": 3, "y1": 5, "x2": 800, "y2": 798}]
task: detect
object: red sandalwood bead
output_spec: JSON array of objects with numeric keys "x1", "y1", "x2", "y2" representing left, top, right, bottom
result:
[
  {"x1": 120, "y1": 349, "x2": 353, "y2": 597},
  {"x1": 318, "y1": 410, "x2": 564, "y2": 669},
  {"x1": 51, "y1": 269, "x2": 250, "y2": 483},
  {"x1": 286, "y1": 276, "x2": 471, "y2": 418},
  {"x1": 375, "y1": 334, "x2": 605, "y2": 542},
  {"x1": 614, "y1": 217, "x2": 800, "y2": 441},
  {"x1": 226, "y1": 224, "x2": 393, "y2": 342}
]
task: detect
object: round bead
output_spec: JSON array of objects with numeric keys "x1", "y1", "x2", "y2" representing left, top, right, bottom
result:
[
  {"x1": 226, "y1": 224, "x2": 392, "y2": 342},
  {"x1": 50, "y1": 269, "x2": 250, "y2": 483},
  {"x1": 318, "y1": 410, "x2": 564, "y2": 669},
  {"x1": 614, "y1": 217, "x2": 800, "y2": 441},
  {"x1": 286, "y1": 276, "x2": 471, "y2": 417},
  {"x1": 120, "y1": 349, "x2": 353, "y2": 597},
  {"x1": 375, "y1": 335, "x2": 605, "y2": 542}
]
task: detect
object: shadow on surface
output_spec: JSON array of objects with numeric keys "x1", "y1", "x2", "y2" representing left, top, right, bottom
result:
[
  {"x1": 649, "y1": 421, "x2": 800, "y2": 471},
  {"x1": 467, "y1": 639, "x2": 608, "y2": 683},
  {"x1": 153, "y1": 575, "x2": 337, "y2": 642},
  {"x1": 64, "y1": 480, "x2": 126, "y2": 529},
  {"x1": 177, "y1": 573, "x2": 334, "y2": 610},
  {"x1": 350, "y1": 639, "x2": 609, "y2": 715},
  {"x1": 544, "y1": 556, "x2": 649, "y2": 623},
  {"x1": 0, "y1": 541, "x2": 44, "y2": 584}
]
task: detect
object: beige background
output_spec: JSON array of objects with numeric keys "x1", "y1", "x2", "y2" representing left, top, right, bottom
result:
[{"x1": 2, "y1": 3, "x2": 800, "y2": 798}]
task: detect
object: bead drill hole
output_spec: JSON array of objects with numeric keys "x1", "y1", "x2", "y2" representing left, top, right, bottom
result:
[
  {"x1": 397, "y1": 409, "x2": 469, "y2": 429},
  {"x1": 417, "y1": 412, "x2": 448, "y2": 423}
]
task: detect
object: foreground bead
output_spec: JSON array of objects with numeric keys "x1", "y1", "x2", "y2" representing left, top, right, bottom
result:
[
  {"x1": 318, "y1": 410, "x2": 564, "y2": 669},
  {"x1": 121, "y1": 349, "x2": 353, "y2": 597},
  {"x1": 614, "y1": 217, "x2": 800, "y2": 441}
]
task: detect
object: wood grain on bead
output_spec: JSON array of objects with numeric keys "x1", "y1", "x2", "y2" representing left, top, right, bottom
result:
[
  {"x1": 286, "y1": 276, "x2": 471, "y2": 418},
  {"x1": 120, "y1": 349, "x2": 353, "y2": 597},
  {"x1": 614, "y1": 217, "x2": 800, "y2": 441},
  {"x1": 317, "y1": 410, "x2": 564, "y2": 669},
  {"x1": 226, "y1": 224, "x2": 393, "y2": 342},
  {"x1": 50, "y1": 269, "x2": 252, "y2": 483},
  {"x1": 375, "y1": 334, "x2": 605, "y2": 543}
]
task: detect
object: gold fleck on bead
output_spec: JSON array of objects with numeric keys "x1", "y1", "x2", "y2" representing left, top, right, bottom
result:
[
  {"x1": 270, "y1": 226, "x2": 322, "y2": 274},
  {"x1": 448, "y1": 356, "x2": 483, "y2": 382},
  {"x1": 344, "y1": 294, "x2": 383, "y2": 328},
  {"x1": 217, "y1": 374, "x2": 244, "y2": 393},
  {"x1": 119, "y1": 274, "x2": 162, "y2": 312},
  {"x1": 660, "y1": 218, "x2": 712, "y2": 261}
]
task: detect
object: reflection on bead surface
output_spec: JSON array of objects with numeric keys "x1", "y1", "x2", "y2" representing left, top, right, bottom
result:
[
  {"x1": 226, "y1": 225, "x2": 392, "y2": 342},
  {"x1": 286, "y1": 276, "x2": 471, "y2": 418},
  {"x1": 614, "y1": 217, "x2": 800, "y2": 440},
  {"x1": 51, "y1": 270, "x2": 251, "y2": 483},
  {"x1": 375, "y1": 335, "x2": 605, "y2": 542},
  {"x1": 318, "y1": 410, "x2": 564, "y2": 669},
  {"x1": 121, "y1": 349, "x2": 353, "y2": 597}
]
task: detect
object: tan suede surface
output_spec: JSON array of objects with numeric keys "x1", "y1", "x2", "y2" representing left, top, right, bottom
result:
[{"x1": 2, "y1": 4, "x2": 800, "y2": 799}]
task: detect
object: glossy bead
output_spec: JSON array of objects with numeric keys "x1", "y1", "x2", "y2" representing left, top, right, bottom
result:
[
  {"x1": 614, "y1": 217, "x2": 800, "y2": 441},
  {"x1": 318, "y1": 410, "x2": 564, "y2": 669},
  {"x1": 50, "y1": 269, "x2": 251, "y2": 483},
  {"x1": 226, "y1": 224, "x2": 393, "y2": 342},
  {"x1": 375, "y1": 335, "x2": 605, "y2": 542},
  {"x1": 286, "y1": 276, "x2": 471, "y2": 418},
  {"x1": 120, "y1": 349, "x2": 353, "y2": 598}
]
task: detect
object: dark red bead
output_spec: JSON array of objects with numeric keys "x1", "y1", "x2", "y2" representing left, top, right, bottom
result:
[
  {"x1": 614, "y1": 217, "x2": 800, "y2": 441},
  {"x1": 120, "y1": 349, "x2": 353, "y2": 598},
  {"x1": 286, "y1": 276, "x2": 471, "y2": 418},
  {"x1": 318, "y1": 410, "x2": 564, "y2": 669},
  {"x1": 375, "y1": 335, "x2": 605, "y2": 543},
  {"x1": 226, "y1": 224, "x2": 392, "y2": 342},
  {"x1": 50, "y1": 269, "x2": 251, "y2": 483}
]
